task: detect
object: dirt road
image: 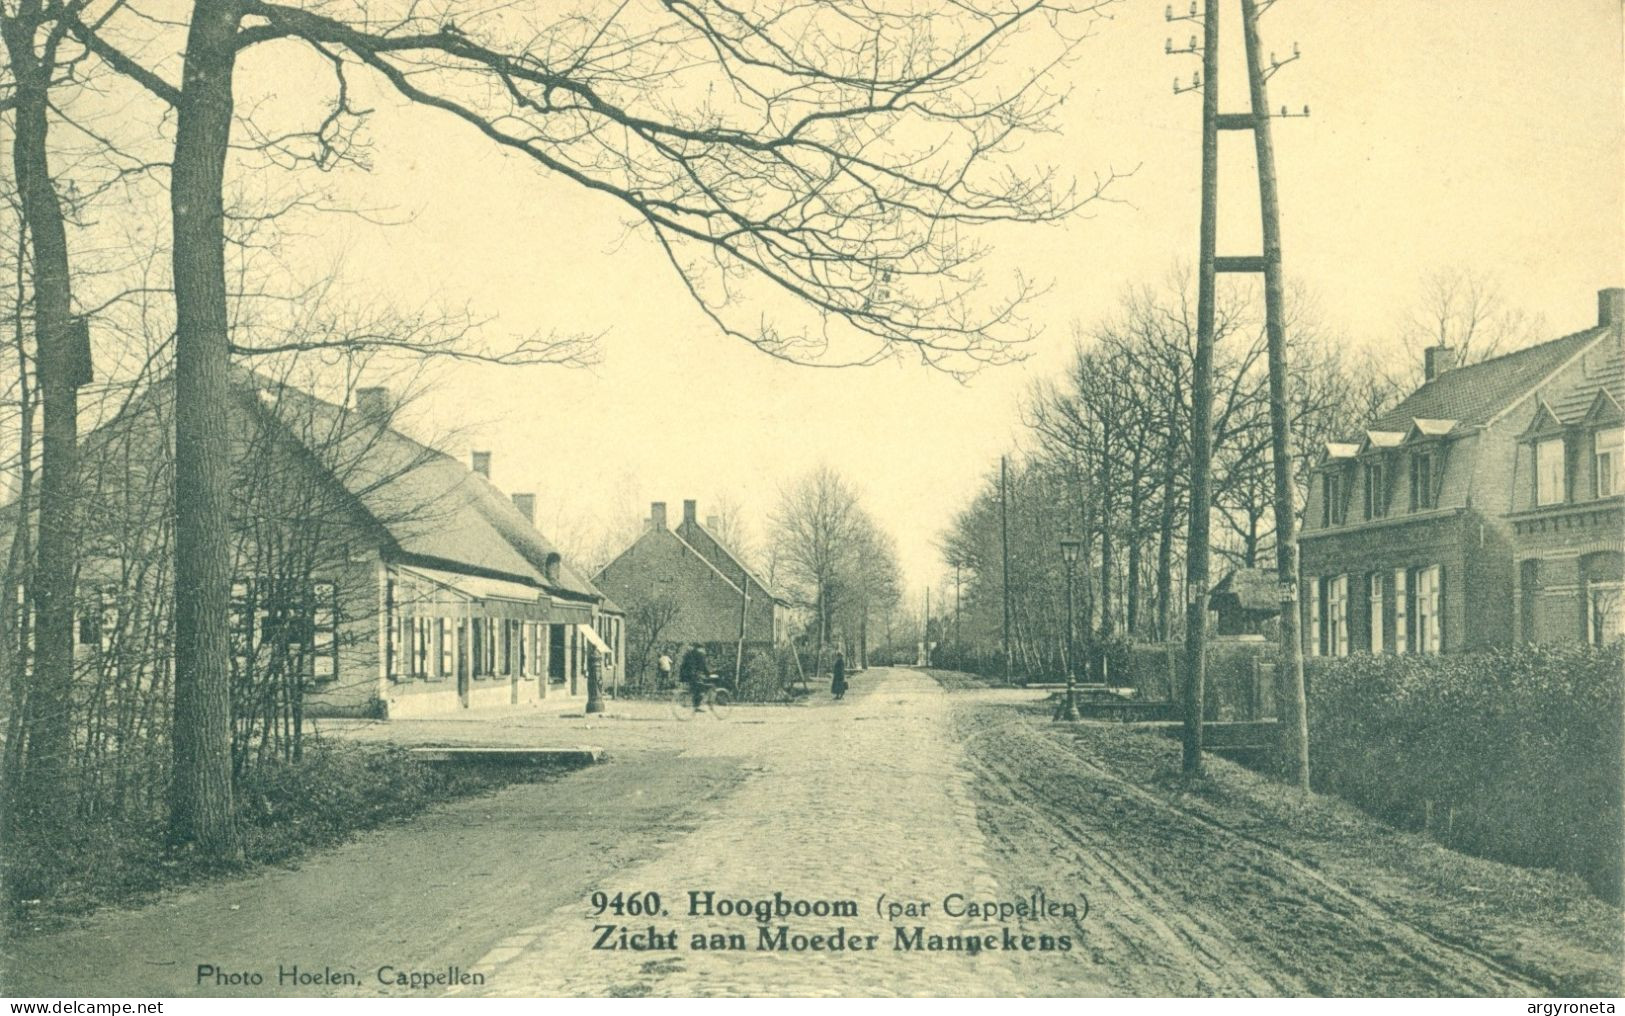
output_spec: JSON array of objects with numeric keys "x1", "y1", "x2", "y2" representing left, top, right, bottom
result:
[
  {"x1": 3, "y1": 667, "x2": 1618, "y2": 997},
  {"x1": 954, "y1": 695, "x2": 1621, "y2": 996}
]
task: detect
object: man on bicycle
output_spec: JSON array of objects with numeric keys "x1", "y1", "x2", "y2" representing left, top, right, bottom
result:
[{"x1": 679, "y1": 645, "x2": 711, "y2": 711}]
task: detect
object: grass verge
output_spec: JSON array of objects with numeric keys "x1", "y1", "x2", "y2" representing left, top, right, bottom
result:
[{"x1": 3, "y1": 741, "x2": 574, "y2": 936}]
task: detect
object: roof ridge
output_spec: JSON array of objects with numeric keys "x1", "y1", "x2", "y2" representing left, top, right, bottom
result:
[
  {"x1": 670, "y1": 529, "x2": 746, "y2": 594},
  {"x1": 1371, "y1": 325, "x2": 1611, "y2": 433},
  {"x1": 1437, "y1": 324, "x2": 1608, "y2": 375},
  {"x1": 1481, "y1": 327, "x2": 1613, "y2": 429},
  {"x1": 681, "y1": 518, "x2": 774, "y2": 595}
]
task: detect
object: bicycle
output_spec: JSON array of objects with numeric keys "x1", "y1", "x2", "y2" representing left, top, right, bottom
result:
[{"x1": 669, "y1": 675, "x2": 732, "y2": 720}]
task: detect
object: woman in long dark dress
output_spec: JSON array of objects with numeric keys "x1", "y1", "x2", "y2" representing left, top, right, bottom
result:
[{"x1": 831, "y1": 651, "x2": 848, "y2": 700}]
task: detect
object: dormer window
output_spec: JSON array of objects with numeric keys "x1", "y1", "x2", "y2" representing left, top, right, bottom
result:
[
  {"x1": 1362, "y1": 460, "x2": 1387, "y2": 520},
  {"x1": 1322, "y1": 472, "x2": 1346, "y2": 527},
  {"x1": 1595, "y1": 427, "x2": 1622, "y2": 498},
  {"x1": 1409, "y1": 452, "x2": 1435, "y2": 511},
  {"x1": 1535, "y1": 437, "x2": 1566, "y2": 506}
]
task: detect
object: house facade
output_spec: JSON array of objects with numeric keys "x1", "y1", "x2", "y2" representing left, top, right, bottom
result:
[
  {"x1": 1300, "y1": 287, "x2": 1624, "y2": 657},
  {"x1": 593, "y1": 499, "x2": 784, "y2": 670},
  {"x1": 63, "y1": 373, "x2": 623, "y2": 720}
]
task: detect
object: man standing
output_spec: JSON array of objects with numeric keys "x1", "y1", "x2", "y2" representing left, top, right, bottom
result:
[{"x1": 656, "y1": 649, "x2": 674, "y2": 689}]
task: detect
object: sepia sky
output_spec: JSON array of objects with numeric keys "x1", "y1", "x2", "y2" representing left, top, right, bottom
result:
[{"x1": 244, "y1": 0, "x2": 1623, "y2": 598}]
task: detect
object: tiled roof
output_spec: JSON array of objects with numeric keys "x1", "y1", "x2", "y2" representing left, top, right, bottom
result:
[
  {"x1": 1371, "y1": 327, "x2": 1610, "y2": 432},
  {"x1": 677, "y1": 519, "x2": 781, "y2": 602},
  {"x1": 1210, "y1": 568, "x2": 1281, "y2": 612},
  {"x1": 246, "y1": 374, "x2": 602, "y2": 601}
]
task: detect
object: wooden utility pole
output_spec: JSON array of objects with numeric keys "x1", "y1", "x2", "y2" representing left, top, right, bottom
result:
[
  {"x1": 1240, "y1": 0, "x2": 1311, "y2": 790},
  {"x1": 1168, "y1": 0, "x2": 1312, "y2": 782},
  {"x1": 954, "y1": 564, "x2": 961, "y2": 647},
  {"x1": 923, "y1": 586, "x2": 931, "y2": 667},
  {"x1": 1175, "y1": 0, "x2": 1221, "y2": 776},
  {"x1": 734, "y1": 564, "x2": 749, "y2": 686},
  {"x1": 1000, "y1": 455, "x2": 1013, "y2": 682}
]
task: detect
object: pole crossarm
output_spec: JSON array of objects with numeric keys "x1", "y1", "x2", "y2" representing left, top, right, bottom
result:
[{"x1": 1172, "y1": 0, "x2": 1309, "y2": 783}]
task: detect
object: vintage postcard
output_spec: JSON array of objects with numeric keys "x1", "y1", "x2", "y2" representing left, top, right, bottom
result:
[{"x1": 0, "y1": 0, "x2": 1620, "y2": 1002}]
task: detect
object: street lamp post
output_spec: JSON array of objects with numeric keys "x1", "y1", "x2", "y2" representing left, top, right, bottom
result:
[{"x1": 1059, "y1": 537, "x2": 1082, "y2": 722}]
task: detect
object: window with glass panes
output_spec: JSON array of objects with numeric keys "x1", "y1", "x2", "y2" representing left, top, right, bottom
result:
[
  {"x1": 1595, "y1": 427, "x2": 1622, "y2": 498},
  {"x1": 1535, "y1": 437, "x2": 1566, "y2": 505}
]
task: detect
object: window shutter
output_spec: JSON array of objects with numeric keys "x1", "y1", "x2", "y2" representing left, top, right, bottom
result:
[
  {"x1": 1394, "y1": 568, "x2": 1408, "y2": 654},
  {"x1": 1307, "y1": 577, "x2": 1321, "y2": 657},
  {"x1": 1335, "y1": 575, "x2": 1349, "y2": 657},
  {"x1": 1427, "y1": 565, "x2": 1442, "y2": 653},
  {"x1": 1369, "y1": 574, "x2": 1384, "y2": 654}
]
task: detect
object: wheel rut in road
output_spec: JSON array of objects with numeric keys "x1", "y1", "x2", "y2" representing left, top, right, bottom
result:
[
  {"x1": 957, "y1": 712, "x2": 1546, "y2": 996},
  {"x1": 457, "y1": 668, "x2": 1100, "y2": 997}
]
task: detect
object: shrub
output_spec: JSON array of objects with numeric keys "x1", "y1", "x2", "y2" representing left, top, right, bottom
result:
[{"x1": 1306, "y1": 643, "x2": 1623, "y2": 900}]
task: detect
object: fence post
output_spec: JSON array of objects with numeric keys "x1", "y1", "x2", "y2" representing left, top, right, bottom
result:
[{"x1": 1249, "y1": 656, "x2": 1261, "y2": 721}]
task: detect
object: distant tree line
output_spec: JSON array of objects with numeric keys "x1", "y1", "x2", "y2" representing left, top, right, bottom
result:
[
  {"x1": 770, "y1": 465, "x2": 906, "y2": 674},
  {"x1": 938, "y1": 271, "x2": 1534, "y2": 680}
]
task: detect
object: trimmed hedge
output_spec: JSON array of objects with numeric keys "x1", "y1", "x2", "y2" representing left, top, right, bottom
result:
[{"x1": 1305, "y1": 643, "x2": 1623, "y2": 900}]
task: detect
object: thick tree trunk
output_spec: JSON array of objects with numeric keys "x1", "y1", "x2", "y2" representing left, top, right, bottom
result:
[
  {"x1": 0, "y1": 235, "x2": 34, "y2": 843},
  {"x1": 1156, "y1": 388, "x2": 1182, "y2": 643},
  {"x1": 169, "y1": 0, "x2": 242, "y2": 857},
  {"x1": 2, "y1": 13, "x2": 82, "y2": 837}
]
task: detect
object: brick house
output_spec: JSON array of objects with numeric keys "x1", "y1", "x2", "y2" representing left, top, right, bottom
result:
[
  {"x1": 48, "y1": 372, "x2": 624, "y2": 719},
  {"x1": 1300, "y1": 287, "x2": 1624, "y2": 656},
  {"x1": 593, "y1": 500, "x2": 785, "y2": 673}
]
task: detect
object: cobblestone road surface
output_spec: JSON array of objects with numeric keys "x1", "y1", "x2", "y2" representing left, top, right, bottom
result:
[
  {"x1": 457, "y1": 667, "x2": 1089, "y2": 996},
  {"x1": 8, "y1": 667, "x2": 1614, "y2": 998}
]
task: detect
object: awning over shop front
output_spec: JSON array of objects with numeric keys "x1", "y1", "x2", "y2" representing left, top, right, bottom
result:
[
  {"x1": 398, "y1": 565, "x2": 551, "y2": 622},
  {"x1": 580, "y1": 623, "x2": 611, "y2": 654}
]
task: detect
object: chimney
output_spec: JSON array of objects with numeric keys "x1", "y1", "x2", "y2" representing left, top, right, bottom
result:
[
  {"x1": 649, "y1": 501, "x2": 668, "y2": 530},
  {"x1": 1599, "y1": 287, "x2": 1625, "y2": 327},
  {"x1": 1423, "y1": 345, "x2": 1457, "y2": 382},
  {"x1": 682, "y1": 499, "x2": 698, "y2": 525},
  {"x1": 511, "y1": 492, "x2": 535, "y2": 524},
  {"x1": 355, "y1": 386, "x2": 391, "y2": 423},
  {"x1": 470, "y1": 451, "x2": 491, "y2": 479}
]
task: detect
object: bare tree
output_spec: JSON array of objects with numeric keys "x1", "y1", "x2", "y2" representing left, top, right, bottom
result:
[
  {"x1": 1392, "y1": 266, "x2": 1544, "y2": 386},
  {"x1": 0, "y1": 0, "x2": 94, "y2": 840},
  {"x1": 840, "y1": 511, "x2": 902, "y2": 669},
  {"x1": 623, "y1": 591, "x2": 682, "y2": 692},
  {"x1": 771, "y1": 464, "x2": 864, "y2": 662},
  {"x1": 64, "y1": 0, "x2": 1123, "y2": 855}
]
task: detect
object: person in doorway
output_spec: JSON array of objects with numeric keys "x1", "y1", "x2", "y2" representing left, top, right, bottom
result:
[
  {"x1": 680, "y1": 645, "x2": 711, "y2": 710},
  {"x1": 656, "y1": 649, "x2": 674, "y2": 688},
  {"x1": 831, "y1": 651, "x2": 848, "y2": 700}
]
